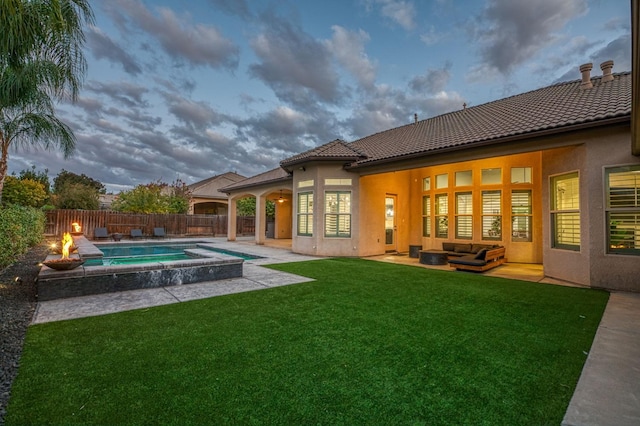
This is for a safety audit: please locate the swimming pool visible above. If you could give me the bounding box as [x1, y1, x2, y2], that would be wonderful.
[38, 238, 247, 301]
[85, 242, 262, 266]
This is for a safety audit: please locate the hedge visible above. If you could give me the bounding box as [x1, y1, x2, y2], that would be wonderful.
[0, 205, 45, 270]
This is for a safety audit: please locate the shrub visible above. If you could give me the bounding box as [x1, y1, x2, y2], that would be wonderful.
[3, 176, 47, 207]
[0, 205, 45, 270]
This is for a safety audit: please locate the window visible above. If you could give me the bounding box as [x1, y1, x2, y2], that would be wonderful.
[606, 166, 640, 255]
[422, 196, 431, 237]
[435, 194, 448, 238]
[297, 192, 313, 236]
[423, 177, 431, 191]
[324, 191, 351, 237]
[455, 192, 472, 239]
[511, 190, 532, 242]
[482, 191, 501, 240]
[298, 179, 314, 188]
[436, 173, 448, 189]
[511, 167, 532, 184]
[551, 172, 580, 250]
[324, 178, 352, 185]
[482, 168, 501, 185]
[455, 170, 472, 186]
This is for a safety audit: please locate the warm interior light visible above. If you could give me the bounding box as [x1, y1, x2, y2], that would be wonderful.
[61, 232, 73, 259]
[277, 189, 285, 203]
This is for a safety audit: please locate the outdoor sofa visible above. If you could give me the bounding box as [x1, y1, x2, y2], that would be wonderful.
[442, 242, 507, 272]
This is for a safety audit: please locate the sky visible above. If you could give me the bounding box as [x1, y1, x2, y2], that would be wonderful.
[8, 0, 632, 193]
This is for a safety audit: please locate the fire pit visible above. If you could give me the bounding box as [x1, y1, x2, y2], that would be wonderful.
[43, 232, 85, 271]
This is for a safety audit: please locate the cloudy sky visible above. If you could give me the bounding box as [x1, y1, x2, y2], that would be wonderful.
[8, 0, 631, 193]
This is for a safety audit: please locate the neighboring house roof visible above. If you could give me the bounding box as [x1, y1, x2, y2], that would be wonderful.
[281, 72, 631, 170]
[189, 172, 246, 199]
[281, 139, 367, 168]
[219, 167, 291, 193]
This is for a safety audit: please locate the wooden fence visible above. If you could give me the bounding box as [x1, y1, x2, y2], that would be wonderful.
[45, 210, 256, 239]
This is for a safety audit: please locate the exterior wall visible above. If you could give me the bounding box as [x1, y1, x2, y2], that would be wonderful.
[292, 163, 360, 256]
[542, 145, 590, 285]
[542, 125, 640, 291]
[274, 200, 292, 239]
[585, 130, 640, 291]
[192, 200, 228, 215]
[358, 171, 413, 256]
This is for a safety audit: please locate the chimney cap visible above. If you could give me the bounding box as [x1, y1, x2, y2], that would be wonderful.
[579, 62, 593, 72]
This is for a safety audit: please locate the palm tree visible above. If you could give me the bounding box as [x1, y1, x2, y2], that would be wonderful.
[0, 0, 94, 205]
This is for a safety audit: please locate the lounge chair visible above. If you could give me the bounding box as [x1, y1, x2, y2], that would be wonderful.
[94, 227, 109, 240]
[153, 227, 166, 238]
[130, 229, 144, 239]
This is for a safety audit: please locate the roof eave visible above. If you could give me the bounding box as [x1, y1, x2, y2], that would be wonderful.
[280, 156, 363, 171]
[219, 175, 293, 194]
[346, 115, 631, 170]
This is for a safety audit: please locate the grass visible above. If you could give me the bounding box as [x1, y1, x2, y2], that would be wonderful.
[6, 258, 608, 425]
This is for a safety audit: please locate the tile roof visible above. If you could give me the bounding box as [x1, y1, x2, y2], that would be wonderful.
[189, 172, 246, 198]
[347, 72, 631, 167]
[219, 167, 291, 193]
[280, 139, 366, 167]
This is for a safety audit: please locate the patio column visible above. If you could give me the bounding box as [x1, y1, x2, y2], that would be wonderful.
[227, 197, 237, 241]
[255, 194, 266, 245]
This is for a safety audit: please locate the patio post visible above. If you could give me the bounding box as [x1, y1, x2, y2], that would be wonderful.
[227, 197, 237, 241]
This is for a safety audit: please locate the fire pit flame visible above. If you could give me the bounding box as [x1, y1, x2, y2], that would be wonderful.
[61, 232, 73, 259]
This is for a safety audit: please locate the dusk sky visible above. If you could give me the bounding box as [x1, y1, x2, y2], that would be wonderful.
[8, 0, 632, 193]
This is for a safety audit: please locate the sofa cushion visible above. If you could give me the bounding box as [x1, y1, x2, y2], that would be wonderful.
[474, 248, 488, 260]
[471, 244, 491, 253]
[442, 242, 455, 252]
[453, 244, 472, 253]
[448, 257, 487, 266]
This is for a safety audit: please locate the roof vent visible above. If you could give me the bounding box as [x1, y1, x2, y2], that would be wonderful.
[579, 63, 593, 89]
[600, 60, 614, 82]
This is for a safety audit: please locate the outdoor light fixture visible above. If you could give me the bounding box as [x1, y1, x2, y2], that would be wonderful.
[278, 190, 285, 203]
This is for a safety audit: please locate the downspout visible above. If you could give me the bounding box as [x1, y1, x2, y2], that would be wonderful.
[632, 0, 640, 155]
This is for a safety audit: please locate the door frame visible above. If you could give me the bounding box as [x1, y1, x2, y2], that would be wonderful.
[385, 194, 397, 252]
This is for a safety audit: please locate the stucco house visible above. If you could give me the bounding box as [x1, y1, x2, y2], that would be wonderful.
[188, 172, 245, 215]
[221, 62, 640, 292]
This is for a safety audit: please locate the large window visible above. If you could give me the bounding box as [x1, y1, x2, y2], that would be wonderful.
[606, 165, 640, 255]
[297, 192, 313, 236]
[324, 191, 351, 237]
[455, 192, 472, 239]
[511, 190, 532, 242]
[435, 194, 448, 238]
[422, 195, 431, 237]
[482, 191, 501, 240]
[551, 172, 580, 250]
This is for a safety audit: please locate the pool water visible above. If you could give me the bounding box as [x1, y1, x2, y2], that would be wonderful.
[85, 243, 262, 266]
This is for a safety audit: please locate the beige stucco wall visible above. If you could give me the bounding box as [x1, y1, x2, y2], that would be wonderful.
[585, 129, 640, 291]
[541, 125, 640, 291]
[292, 163, 361, 256]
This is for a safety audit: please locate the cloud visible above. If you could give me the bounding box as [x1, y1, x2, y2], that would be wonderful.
[105, 0, 239, 70]
[160, 91, 228, 131]
[602, 16, 630, 32]
[86, 26, 142, 75]
[409, 63, 452, 94]
[420, 25, 446, 46]
[85, 81, 149, 109]
[470, 0, 588, 74]
[325, 26, 377, 90]
[366, 0, 417, 31]
[248, 15, 342, 104]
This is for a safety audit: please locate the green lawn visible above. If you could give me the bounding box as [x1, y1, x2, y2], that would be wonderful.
[6, 258, 608, 425]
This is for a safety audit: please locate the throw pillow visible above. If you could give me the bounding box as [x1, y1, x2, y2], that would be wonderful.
[474, 249, 488, 260]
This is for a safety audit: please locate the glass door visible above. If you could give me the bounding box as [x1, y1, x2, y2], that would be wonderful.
[385, 195, 397, 252]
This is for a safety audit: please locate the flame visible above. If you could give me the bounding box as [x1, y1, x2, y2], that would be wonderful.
[71, 222, 81, 233]
[61, 233, 73, 259]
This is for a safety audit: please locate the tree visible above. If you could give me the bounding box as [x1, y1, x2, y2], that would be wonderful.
[2, 175, 46, 207]
[236, 197, 275, 217]
[53, 169, 105, 194]
[52, 182, 99, 210]
[112, 180, 192, 214]
[15, 165, 50, 195]
[0, 0, 94, 205]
